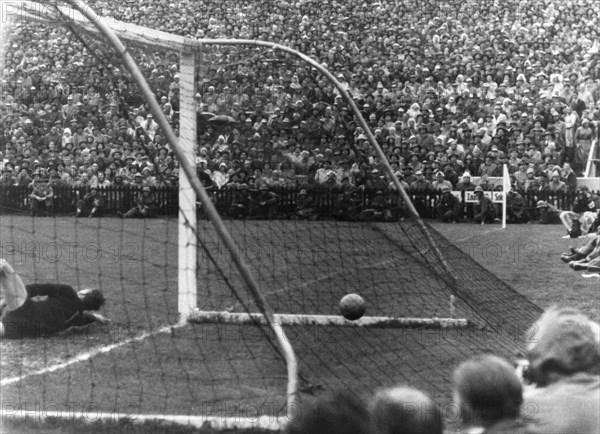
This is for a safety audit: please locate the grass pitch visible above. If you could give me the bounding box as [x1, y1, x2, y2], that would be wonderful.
[1, 215, 594, 433]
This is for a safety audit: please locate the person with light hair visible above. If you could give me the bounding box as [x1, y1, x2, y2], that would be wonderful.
[371, 386, 443, 434]
[522, 306, 600, 434]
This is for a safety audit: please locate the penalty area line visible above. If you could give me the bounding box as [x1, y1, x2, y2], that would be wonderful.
[1, 321, 187, 387]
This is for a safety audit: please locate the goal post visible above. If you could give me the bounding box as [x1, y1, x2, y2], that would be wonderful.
[177, 49, 198, 317]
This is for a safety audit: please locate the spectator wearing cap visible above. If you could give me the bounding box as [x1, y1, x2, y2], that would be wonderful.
[478, 154, 499, 177]
[251, 185, 279, 220]
[75, 184, 104, 218]
[409, 169, 432, 192]
[212, 163, 230, 189]
[436, 185, 461, 223]
[371, 386, 443, 434]
[473, 186, 496, 224]
[293, 189, 317, 220]
[118, 186, 157, 218]
[453, 355, 525, 433]
[0, 166, 16, 186]
[506, 189, 528, 224]
[229, 184, 252, 220]
[522, 307, 600, 434]
[523, 167, 539, 193]
[455, 172, 476, 192]
[432, 171, 452, 191]
[314, 159, 337, 185]
[29, 171, 53, 217]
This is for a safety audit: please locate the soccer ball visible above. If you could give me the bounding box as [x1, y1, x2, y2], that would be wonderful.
[339, 293, 366, 321]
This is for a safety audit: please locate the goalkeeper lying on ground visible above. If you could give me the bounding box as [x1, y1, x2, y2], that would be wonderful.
[0, 260, 110, 338]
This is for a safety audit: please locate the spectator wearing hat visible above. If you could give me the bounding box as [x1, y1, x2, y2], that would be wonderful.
[371, 386, 443, 434]
[432, 171, 452, 191]
[314, 160, 337, 185]
[455, 172, 477, 191]
[228, 184, 252, 220]
[453, 355, 525, 434]
[29, 171, 53, 217]
[506, 189, 528, 224]
[251, 185, 279, 220]
[473, 186, 496, 224]
[118, 186, 157, 218]
[560, 163, 578, 192]
[436, 186, 461, 223]
[212, 163, 230, 189]
[574, 119, 594, 175]
[547, 171, 567, 193]
[409, 169, 432, 192]
[522, 307, 600, 434]
[293, 189, 317, 220]
[0, 167, 16, 186]
[523, 167, 540, 193]
[359, 190, 393, 222]
[75, 185, 104, 218]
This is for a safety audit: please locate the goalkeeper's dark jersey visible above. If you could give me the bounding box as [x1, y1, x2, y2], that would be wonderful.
[1, 284, 94, 338]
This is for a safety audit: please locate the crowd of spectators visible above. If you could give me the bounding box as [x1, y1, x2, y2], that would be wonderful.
[1, 0, 600, 218]
[285, 306, 600, 434]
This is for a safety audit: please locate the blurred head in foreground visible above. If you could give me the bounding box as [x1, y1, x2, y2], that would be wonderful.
[371, 386, 443, 434]
[285, 391, 374, 434]
[526, 306, 600, 386]
[454, 354, 523, 430]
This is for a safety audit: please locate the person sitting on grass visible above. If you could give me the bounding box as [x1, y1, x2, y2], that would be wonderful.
[561, 228, 600, 271]
[559, 186, 597, 237]
[536, 200, 561, 224]
[371, 386, 443, 434]
[118, 186, 157, 218]
[473, 186, 496, 224]
[0, 260, 110, 339]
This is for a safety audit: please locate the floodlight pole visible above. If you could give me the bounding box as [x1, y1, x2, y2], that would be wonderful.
[58, 0, 298, 418]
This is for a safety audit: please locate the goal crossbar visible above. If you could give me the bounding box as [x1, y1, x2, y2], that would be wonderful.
[188, 310, 470, 329]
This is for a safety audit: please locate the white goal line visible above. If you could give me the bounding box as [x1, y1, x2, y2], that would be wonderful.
[187, 310, 469, 329]
[0, 410, 285, 431]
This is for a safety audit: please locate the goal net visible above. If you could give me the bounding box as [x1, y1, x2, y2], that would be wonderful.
[0, 2, 543, 432]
